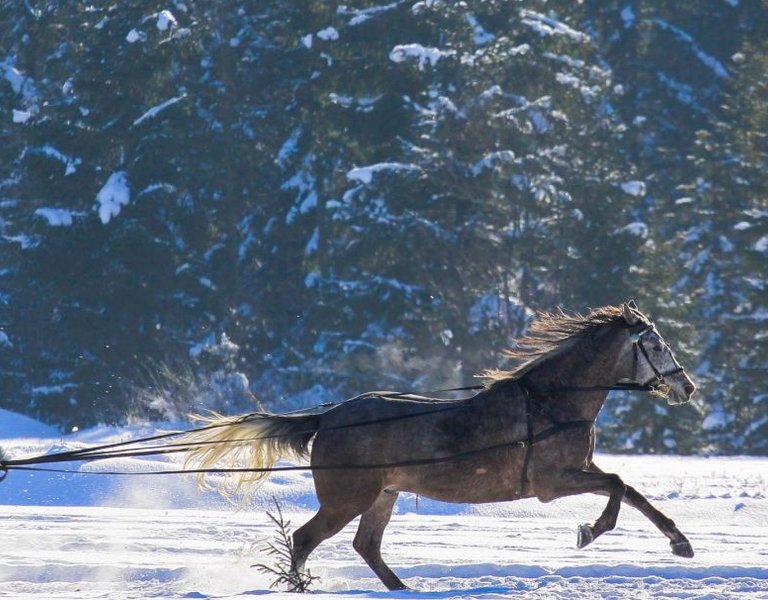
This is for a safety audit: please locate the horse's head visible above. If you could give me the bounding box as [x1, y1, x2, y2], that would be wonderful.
[620, 301, 696, 405]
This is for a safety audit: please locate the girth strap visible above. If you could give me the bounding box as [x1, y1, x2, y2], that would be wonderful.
[518, 385, 594, 495]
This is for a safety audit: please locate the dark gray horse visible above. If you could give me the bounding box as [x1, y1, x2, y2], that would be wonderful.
[183, 302, 696, 590]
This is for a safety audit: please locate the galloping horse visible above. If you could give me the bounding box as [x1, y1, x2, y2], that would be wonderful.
[183, 302, 696, 590]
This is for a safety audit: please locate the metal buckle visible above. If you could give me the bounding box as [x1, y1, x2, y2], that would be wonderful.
[630, 324, 653, 344]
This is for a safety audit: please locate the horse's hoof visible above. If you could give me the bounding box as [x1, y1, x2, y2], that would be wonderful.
[577, 524, 594, 549]
[385, 580, 409, 591]
[671, 540, 694, 558]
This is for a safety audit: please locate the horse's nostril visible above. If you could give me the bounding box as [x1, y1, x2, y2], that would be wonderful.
[684, 383, 695, 396]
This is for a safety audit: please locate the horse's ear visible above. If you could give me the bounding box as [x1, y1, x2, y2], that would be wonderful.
[622, 302, 640, 326]
[627, 299, 638, 310]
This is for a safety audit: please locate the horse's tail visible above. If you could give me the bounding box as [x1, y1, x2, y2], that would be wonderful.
[181, 411, 321, 498]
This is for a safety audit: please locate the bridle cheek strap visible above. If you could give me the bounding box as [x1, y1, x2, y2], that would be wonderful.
[631, 324, 685, 387]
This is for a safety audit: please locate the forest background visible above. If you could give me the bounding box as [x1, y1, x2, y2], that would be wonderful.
[1, 1, 766, 455]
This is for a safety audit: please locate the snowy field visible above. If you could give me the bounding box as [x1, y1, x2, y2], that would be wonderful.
[1, 408, 767, 599]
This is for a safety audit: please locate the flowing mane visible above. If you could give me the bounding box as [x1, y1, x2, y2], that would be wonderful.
[485, 304, 644, 383]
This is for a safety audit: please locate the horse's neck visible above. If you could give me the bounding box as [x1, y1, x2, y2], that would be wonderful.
[524, 331, 624, 421]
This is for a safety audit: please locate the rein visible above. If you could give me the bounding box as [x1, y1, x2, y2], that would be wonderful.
[0, 381, 648, 483]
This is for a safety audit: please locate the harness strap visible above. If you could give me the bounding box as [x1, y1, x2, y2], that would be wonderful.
[517, 383, 594, 495]
[520, 387, 535, 495]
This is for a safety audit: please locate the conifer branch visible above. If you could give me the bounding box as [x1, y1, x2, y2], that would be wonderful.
[252, 497, 319, 593]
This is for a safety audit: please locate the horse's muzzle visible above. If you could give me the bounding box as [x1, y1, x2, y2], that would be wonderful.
[666, 372, 696, 405]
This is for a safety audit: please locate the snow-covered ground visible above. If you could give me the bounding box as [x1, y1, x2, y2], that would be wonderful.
[1, 408, 766, 599]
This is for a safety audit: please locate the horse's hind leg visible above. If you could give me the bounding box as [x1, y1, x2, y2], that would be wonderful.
[589, 463, 694, 557]
[291, 504, 359, 576]
[353, 489, 406, 591]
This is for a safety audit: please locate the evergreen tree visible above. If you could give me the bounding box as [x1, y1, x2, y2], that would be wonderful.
[0, 1, 765, 454]
[678, 38, 768, 454]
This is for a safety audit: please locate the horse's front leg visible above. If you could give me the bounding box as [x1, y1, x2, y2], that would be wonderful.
[588, 462, 694, 558]
[535, 468, 627, 549]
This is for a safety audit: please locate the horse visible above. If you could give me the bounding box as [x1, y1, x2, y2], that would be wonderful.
[182, 302, 696, 591]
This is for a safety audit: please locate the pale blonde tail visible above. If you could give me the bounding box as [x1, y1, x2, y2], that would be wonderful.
[180, 411, 320, 498]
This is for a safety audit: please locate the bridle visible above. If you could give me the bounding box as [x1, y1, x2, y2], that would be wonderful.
[629, 323, 686, 389]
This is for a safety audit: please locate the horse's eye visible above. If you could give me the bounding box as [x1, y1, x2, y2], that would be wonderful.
[653, 344, 663, 352]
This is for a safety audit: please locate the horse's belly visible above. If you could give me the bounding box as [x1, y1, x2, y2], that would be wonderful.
[392, 458, 528, 504]
[405, 484, 524, 504]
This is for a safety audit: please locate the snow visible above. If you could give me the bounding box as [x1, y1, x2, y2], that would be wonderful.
[0, 332, 11, 349]
[702, 409, 728, 431]
[615, 222, 649, 238]
[1, 60, 26, 94]
[25, 144, 81, 175]
[156, 10, 177, 31]
[136, 182, 176, 198]
[654, 19, 729, 79]
[0, 410, 56, 437]
[520, 10, 590, 43]
[1, 56, 37, 102]
[305, 227, 320, 255]
[466, 13, 495, 46]
[657, 72, 700, 110]
[189, 332, 239, 360]
[12, 109, 32, 123]
[620, 180, 646, 197]
[471, 150, 516, 176]
[95, 171, 130, 224]
[347, 162, 420, 184]
[342, 2, 401, 26]
[317, 27, 339, 41]
[276, 127, 302, 168]
[34, 208, 76, 227]
[1, 411, 767, 598]
[132, 94, 187, 127]
[621, 6, 636, 29]
[389, 44, 455, 70]
[126, 29, 147, 44]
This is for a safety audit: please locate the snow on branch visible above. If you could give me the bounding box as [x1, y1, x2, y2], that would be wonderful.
[25, 145, 81, 175]
[346, 162, 420, 184]
[471, 150, 516, 176]
[620, 180, 647, 197]
[340, 2, 402, 26]
[654, 19, 729, 79]
[520, 10, 589, 43]
[1, 57, 38, 102]
[34, 208, 80, 227]
[133, 94, 187, 127]
[95, 171, 130, 224]
[389, 44, 455, 70]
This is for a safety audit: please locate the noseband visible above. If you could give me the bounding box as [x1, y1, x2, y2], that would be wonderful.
[630, 323, 685, 388]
